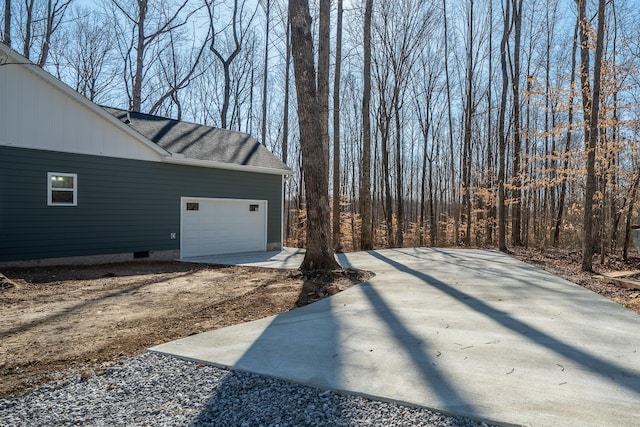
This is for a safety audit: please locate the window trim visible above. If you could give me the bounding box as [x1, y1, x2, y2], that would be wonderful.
[47, 172, 78, 206]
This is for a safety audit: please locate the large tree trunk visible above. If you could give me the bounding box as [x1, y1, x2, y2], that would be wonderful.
[359, 0, 373, 250]
[332, 0, 343, 251]
[289, 0, 339, 271]
[579, 0, 606, 272]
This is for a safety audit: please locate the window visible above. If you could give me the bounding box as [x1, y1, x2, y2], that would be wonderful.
[186, 202, 199, 211]
[48, 172, 77, 206]
[249, 204, 259, 212]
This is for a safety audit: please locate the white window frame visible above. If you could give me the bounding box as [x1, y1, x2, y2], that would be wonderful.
[47, 172, 78, 206]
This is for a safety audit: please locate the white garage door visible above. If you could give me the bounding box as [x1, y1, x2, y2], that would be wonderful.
[180, 197, 267, 258]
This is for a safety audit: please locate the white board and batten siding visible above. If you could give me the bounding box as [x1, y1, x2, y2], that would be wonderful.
[180, 197, 268, 258]
[0, 55, 163, 162]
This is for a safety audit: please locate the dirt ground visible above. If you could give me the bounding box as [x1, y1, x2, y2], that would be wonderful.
[0, 262, 372, 398]
[2, 249, 639, 399]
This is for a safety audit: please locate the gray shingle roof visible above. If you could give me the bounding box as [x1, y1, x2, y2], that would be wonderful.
[103, 107, 290, 173]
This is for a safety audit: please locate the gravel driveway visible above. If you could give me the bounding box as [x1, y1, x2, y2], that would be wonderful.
[0, 352, 492, 426]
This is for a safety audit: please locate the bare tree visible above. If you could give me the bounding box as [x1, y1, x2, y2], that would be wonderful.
[553, 20, 579, 246]
[65, 8, 118, 103]
[282, 4, 291, 241]
[415, 52, 441, 246]
[332, 0, 343, 251]
[149, 28, 210, 119]
[442, 0, 459, 244]
[110, 0, 199, 112]
[260, 0, 269, 145]
[462, 0, 475, 246]
[206, 0, 257, 128]
[373, 0, 432, 248]
[14, 0, 71, 65]
[509, 0, 523, 246]
[38, 0, 72, 66]
[289, 0, 339, 270]
[360, 0, 373, 250]
[578, 0, 606, 271]
[498, 0, 513, 252]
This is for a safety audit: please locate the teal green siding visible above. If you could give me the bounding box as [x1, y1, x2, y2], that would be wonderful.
[0, 146, 283, 261]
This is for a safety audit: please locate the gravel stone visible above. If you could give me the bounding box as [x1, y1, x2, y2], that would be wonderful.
[0, 352, 494, 426]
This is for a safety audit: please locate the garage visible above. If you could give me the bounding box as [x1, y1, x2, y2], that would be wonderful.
[180, 197, 268, 258]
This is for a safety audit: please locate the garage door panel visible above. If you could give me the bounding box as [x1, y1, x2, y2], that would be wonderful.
[181, 198, 267, 258]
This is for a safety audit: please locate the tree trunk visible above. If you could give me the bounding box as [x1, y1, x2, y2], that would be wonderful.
[23, 0, 34, 60]
[497, 0, 512, 252]
[380, 112, 394, 247]
[282, 7, 291, 243]
[318, 0, 330, 172]
[623, 171, 640, 261]
[289, 0, 339, 271]
[38, 0, 52, 67]
[3, 0, 10, 46]
[359, 0, 373, 250]
[486, 0, 494, 246]
[261, 0, 270, 145]
[394, 93, 403, 248]
[462, 0, 474, 247]
[510, 0, 523, 247]
[207, 0, 244, 128]
[442, 0, 458, 245]
[579, 0, 606, 272]
[131, 0, 147, 112]
[332, 0, 343, 251]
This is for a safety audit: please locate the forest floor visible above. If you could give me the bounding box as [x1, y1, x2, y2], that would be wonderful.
[1, 248, 639, 399]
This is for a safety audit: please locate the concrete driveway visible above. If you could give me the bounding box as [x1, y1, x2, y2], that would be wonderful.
[153, 248, 640, 426]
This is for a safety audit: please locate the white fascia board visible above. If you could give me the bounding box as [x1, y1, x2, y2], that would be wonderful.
[0, 44, 169, 158]
[163, 155, 293, 176]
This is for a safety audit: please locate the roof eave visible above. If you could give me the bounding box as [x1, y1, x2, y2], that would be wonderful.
[163, 155, 293, 176]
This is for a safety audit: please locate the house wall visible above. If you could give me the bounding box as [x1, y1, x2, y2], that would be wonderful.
[0, 55, 163, 162]
[0, 146, 283, 262]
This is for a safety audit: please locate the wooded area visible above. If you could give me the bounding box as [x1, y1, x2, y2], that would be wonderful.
[3, 0, 640, 270]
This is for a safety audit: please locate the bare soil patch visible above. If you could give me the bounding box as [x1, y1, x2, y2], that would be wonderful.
[511, 247, 640, 315]
[0, 261, 372, 398]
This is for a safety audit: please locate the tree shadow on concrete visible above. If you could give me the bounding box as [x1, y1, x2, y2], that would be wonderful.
[188, 259, 483, 425]
[367, 250, 640, 396]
